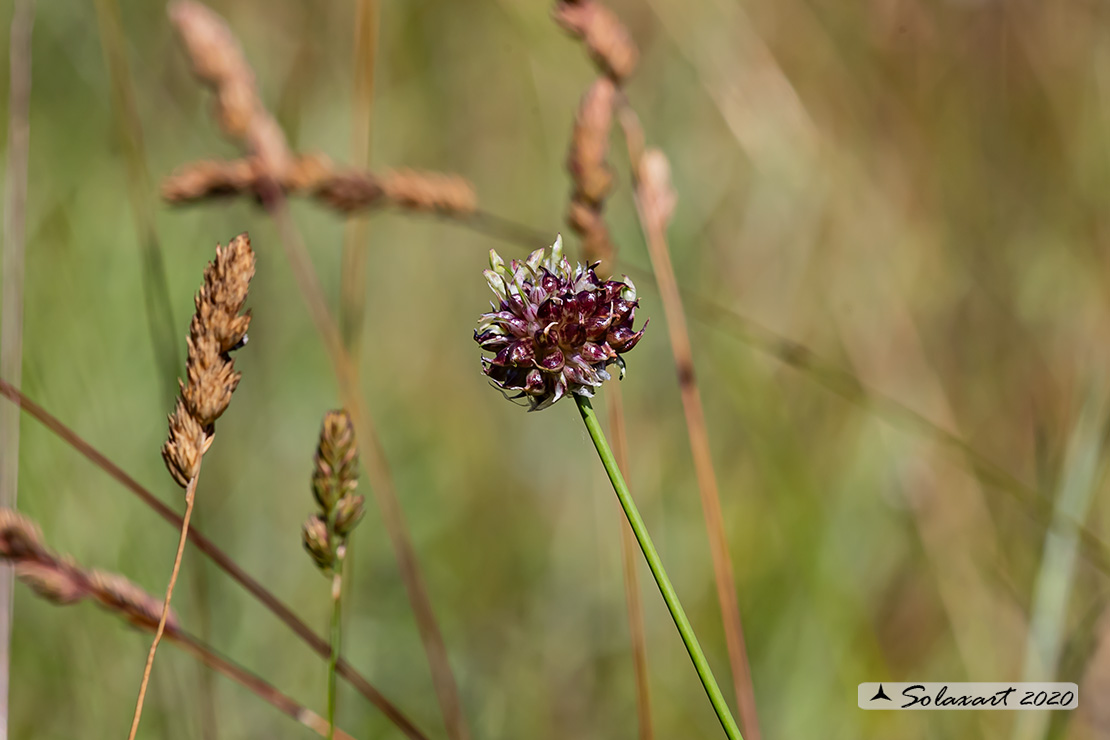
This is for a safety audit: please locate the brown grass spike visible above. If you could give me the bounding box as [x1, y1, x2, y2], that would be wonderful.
[127, 234, 255, 740]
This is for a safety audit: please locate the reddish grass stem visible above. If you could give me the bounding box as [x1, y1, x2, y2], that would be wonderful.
[339, 0, 379, 356]
[619, 108, 761, 739]
[0, 376, 431, 740]
[170, 630, 359, 740]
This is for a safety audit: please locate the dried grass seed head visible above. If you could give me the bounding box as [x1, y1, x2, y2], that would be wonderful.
[162, 399, 210, 488]
[91, 570, 180, 632]
[198, 235, 256, 345]
[169, 1, 293, 179]
[638, 148, 678, 230]
[0, 508, 179, 630]
[380, 169, 477, 215]
[169, 1, 263, 140]
[16, 561, 86, 605]
[162, 158, 258, 203]
[0, 509, 45, 561]
[553, 0, 639, 83]
[168, 1, 251, 91]
[181, 337, 242, 429]
[567, 77, 617, 206]
[161, 234, 254, 487]
[182, 233, 255, 428]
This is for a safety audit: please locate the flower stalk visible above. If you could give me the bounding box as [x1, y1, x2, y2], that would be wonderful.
[472, 237, 736, 737]
[574, 394, 743, 740]
[328, 548, 345, 740]
[302, 410, 365, 740]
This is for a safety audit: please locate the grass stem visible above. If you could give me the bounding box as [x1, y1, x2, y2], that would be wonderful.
[127, 464, 202, 740]
[170, 629, 357, 740]
[328, 548, 346, 740]
[575, 394, 742, 740]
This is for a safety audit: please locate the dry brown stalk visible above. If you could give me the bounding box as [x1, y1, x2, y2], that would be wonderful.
[0, 377, 433, 740]
[166, 7, 471, 739]
[339, 0, 380, 357]
[0, 509, 360, 740]
[565, 78, 618, 271]
[606, 386, 654, 740]
[129, 234, 255, 740]
[618, 108, 761, 739]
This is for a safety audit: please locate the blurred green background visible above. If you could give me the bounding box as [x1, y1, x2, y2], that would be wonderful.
[3, 0, 1110, 738]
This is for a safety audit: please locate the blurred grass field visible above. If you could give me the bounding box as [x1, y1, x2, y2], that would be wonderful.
[4, 0, 1110, 738]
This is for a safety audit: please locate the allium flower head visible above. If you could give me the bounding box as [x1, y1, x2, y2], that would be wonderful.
[474, 235, 647, 411]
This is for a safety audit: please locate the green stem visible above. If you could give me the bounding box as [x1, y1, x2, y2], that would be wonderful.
[328, 549, 345, 740]
[575, 394, 743, 740]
